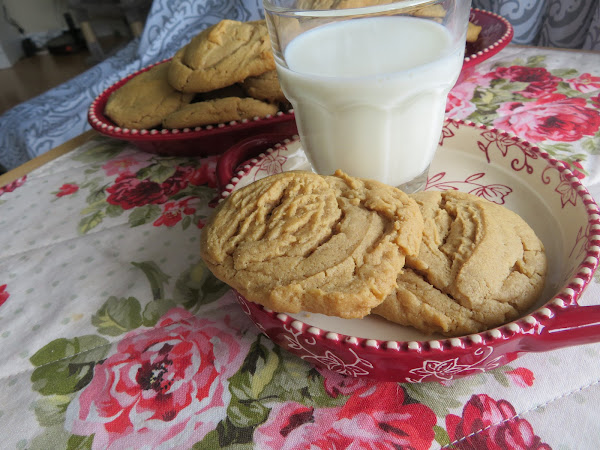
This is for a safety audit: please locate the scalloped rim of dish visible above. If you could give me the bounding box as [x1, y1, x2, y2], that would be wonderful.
[87, 58, 295, 140]
[221, 119, 600, 353]
[463, 8, 514, 69]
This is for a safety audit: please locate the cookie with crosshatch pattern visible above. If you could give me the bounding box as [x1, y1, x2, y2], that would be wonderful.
[372, 190, 547, 337]
[200, 170, 424, 319]
[168, 19, 275, 94]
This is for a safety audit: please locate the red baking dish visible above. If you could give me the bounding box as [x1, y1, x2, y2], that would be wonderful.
[215, 119, 600, 383]
[87, 59, 298, 157]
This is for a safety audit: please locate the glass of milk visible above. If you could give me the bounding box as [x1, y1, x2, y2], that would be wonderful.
[263, 0, 471, 192]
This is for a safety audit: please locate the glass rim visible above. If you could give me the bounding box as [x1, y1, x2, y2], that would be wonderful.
[263, 0, 445, 18]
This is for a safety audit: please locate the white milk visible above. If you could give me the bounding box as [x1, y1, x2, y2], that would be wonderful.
[276, 16, 464, 188]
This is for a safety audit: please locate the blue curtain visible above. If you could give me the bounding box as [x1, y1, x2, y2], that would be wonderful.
[472, 0, 600, 49]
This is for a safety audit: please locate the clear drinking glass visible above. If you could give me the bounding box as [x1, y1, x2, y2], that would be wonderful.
[263, 0, 471, 193]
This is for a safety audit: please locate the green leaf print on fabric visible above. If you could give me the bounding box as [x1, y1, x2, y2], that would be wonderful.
[30, 335, 110, 396]
[433, 425, 451, 447]
[227, 336, 279, 428]
[550, 68, 580, 79]
[174, 260, 230, 312]
[130, 261, 179, 327]
[33, 394, 74, 427]
[29, 425, 73, 450]
[84, 186, 107, 205]
[556, 81, 585, 98]
[582, 131, 600, 155]
[78, 210, 105, 234]
[261, 348, 348, 409]
[91, 296, 143, 336]
[142, 299, 177, 327]
[491, 368, 511, 388]
[70, 137, 125, 164]
[405, 375, 485, 417]
[136, 163, 176, 183]
[128, 204, 162, 227]
[131, 261, 170, 300]
[66, 434, 94, 450]
[197, 418, 255, 449]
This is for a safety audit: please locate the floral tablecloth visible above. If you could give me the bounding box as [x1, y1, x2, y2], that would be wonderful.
[1, 45, 600, 449]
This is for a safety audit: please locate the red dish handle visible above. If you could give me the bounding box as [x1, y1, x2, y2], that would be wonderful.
[521, 305, 600, 352]
[216, 133, 294, 192]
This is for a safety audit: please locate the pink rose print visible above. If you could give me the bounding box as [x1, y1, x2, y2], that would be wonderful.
[447, 69, 493, 120]
[446, 394, 550, 450]
[566, 73, 600, 94]
[0, 284, 9, 308]
[255, 383, 437, 449]
[153, 198, 197, 227]
[492, 66, 560, 99]
[56, 183, 79, 197]
[494, 94, 600, 142]
[161, 168, 190, 196]
[316, 366, 372, 398]
[102, 152, 153, 176]
[66, 308, 247, 449]
[506, 367, 535, 388]
[106, 173, 167, 209]
[0, 175, 26, 197]
[446, 81, 478, 119]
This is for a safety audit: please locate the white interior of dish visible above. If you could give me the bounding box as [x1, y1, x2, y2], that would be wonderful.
[229, 121, 592, 341]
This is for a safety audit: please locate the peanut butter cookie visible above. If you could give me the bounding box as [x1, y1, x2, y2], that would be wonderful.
[162, 96, 279, 129]
[168, 19, 275, 93]
[200, 170, 424, 319]
[240, 70, 288, 104]
[105, 62, 193, 129]
[372, 190, 547, 336]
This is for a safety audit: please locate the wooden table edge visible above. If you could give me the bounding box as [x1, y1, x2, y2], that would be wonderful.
[0, 129, 98, 188]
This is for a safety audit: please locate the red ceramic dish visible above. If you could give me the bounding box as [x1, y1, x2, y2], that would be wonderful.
[87, 59, 298, 157]
[464, 8, 514, 70]
[216, 119, 600, 383]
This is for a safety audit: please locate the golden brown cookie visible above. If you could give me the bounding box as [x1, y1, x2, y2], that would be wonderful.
[104, 62, 193, 129]
[467, 21, 482, 43]
[162, 96, 279, 128]
[200, 170, 424, 319]
[372, 190, 547, 337]
[168, 19, 275, 93]
[240, 70, 287, 104]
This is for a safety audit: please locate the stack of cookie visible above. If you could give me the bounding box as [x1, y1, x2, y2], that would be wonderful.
[104, 20, 289, 130]
[200, 171, 547, 338]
